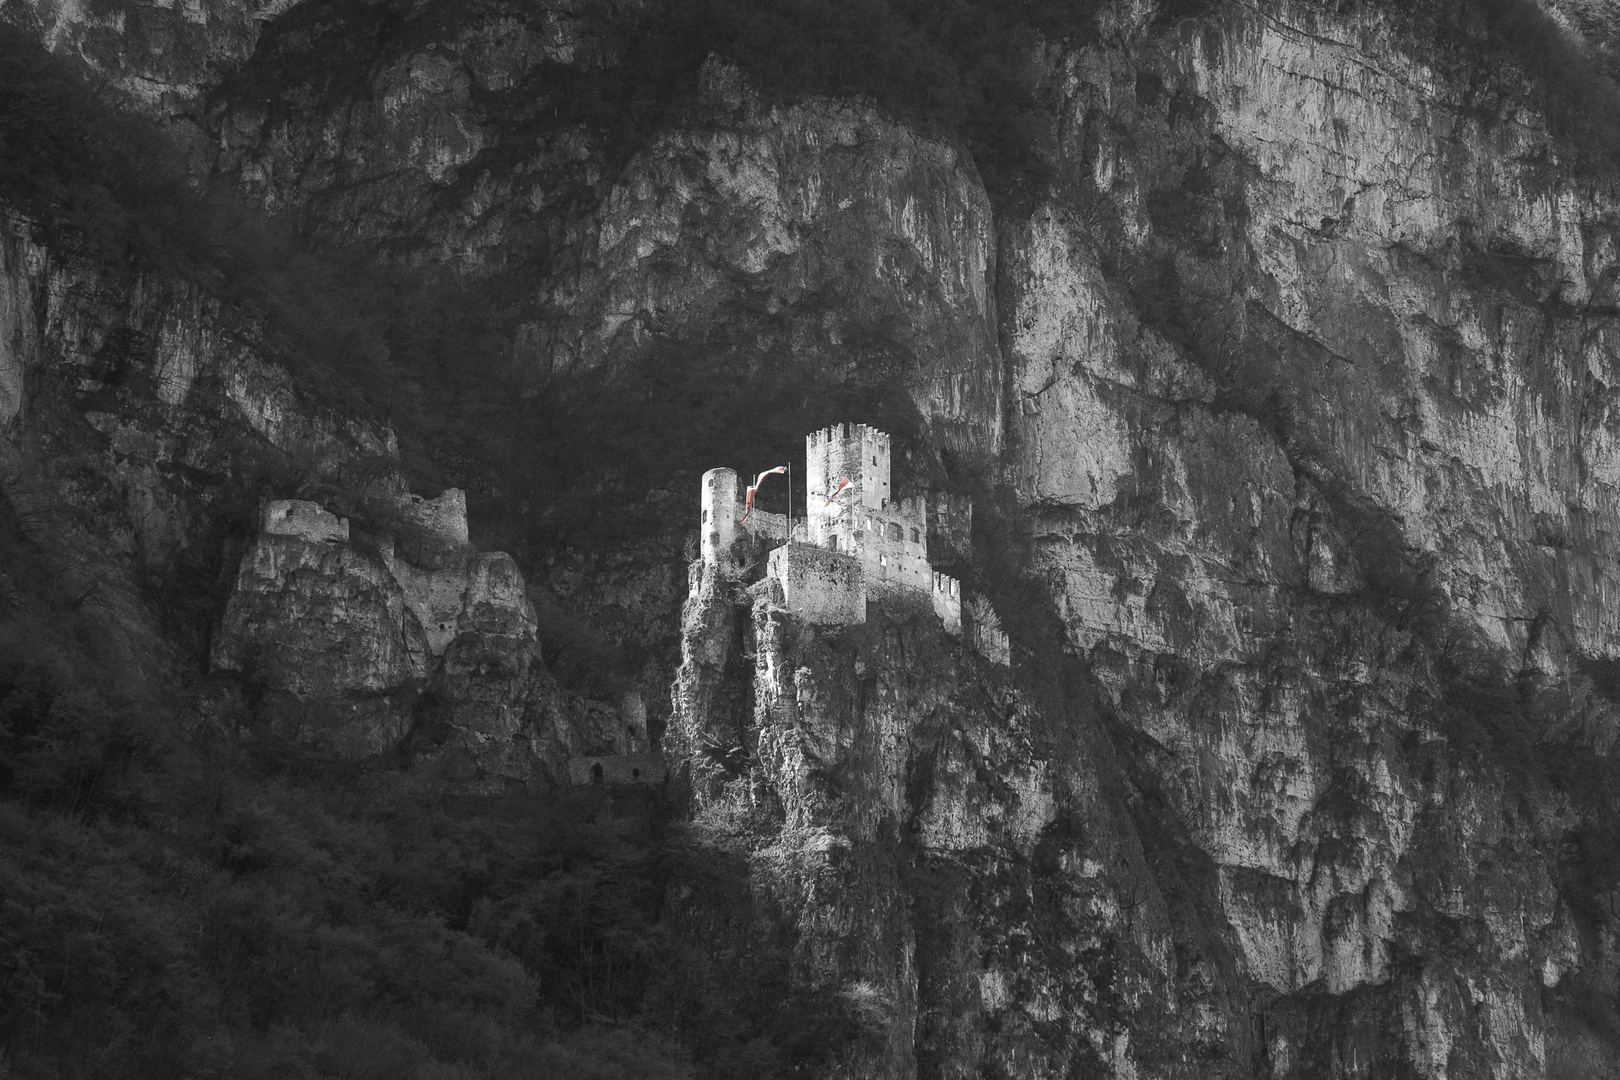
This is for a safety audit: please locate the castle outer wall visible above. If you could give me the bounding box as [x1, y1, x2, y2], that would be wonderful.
[768, 543, 866, 624]
[567, 753, 668, 786]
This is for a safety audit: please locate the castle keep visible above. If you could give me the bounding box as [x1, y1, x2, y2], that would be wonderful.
[700, 424, 979, 642]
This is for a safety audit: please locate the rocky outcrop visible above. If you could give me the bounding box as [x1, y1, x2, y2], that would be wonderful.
[211, 489, 626, 785]
[0, 203, 401, 695]
[212, 26, 1004, 452]
[14, 0, 1620, 1075]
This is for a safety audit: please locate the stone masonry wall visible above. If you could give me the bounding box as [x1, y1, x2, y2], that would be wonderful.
[398, 488, 469, 547]
[768, 542, 865, 624]
[262, 499, 350, 544]
[567, 753, 668, 786]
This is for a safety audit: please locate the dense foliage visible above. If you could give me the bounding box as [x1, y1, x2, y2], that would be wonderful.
[0, 495, 862, 1078]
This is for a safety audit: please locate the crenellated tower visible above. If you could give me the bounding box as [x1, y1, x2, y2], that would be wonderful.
[806, 424, 891, 535]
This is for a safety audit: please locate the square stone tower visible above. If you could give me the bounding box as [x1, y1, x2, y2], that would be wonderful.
[806, 424, 891, 546]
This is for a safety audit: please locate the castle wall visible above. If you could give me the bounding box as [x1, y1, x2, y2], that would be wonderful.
[399, 488, 468, 548]
[865, 496, 930, 597]
[382, 550, 534, 656]
[701, 468, 740, 563]
[742, 509, 788, 544]
[262, 499, 350, 544]
[768, 542, 865, 624]
[567, 753, 668, 786]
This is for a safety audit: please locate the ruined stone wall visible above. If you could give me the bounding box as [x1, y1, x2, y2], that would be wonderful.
[741, 509, 788, 544]
[262, 499, 350, 544]
[398, 488, 469, 548]
[767, 542, 865, 624]
[567, 753, 668, 786]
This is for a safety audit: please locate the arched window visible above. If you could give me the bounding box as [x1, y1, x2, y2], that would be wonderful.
[591, 763, 604, 785]
[887, 522, 902, 542]
[702, 509, 708, 523]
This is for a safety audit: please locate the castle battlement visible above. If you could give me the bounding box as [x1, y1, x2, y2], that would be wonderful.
[806, 422, 891, 512]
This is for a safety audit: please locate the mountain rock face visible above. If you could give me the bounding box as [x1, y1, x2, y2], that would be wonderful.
[9, 0, 1620, 1076]
[6, 0, 305, 116]
[209, 493, 624, 784]
[669, 5, 1620, 1077]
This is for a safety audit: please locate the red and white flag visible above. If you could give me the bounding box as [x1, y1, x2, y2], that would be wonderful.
[738, 466, 787, 524]
[822, 477, 853, 516]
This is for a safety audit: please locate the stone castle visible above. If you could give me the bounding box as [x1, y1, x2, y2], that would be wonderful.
[701, 424, 1002, 653]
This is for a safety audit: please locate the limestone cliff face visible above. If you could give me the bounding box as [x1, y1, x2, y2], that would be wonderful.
[661, 4, 1620, 1077]
[14, 0, 1620, 1076]
[993, 4, 1620, 1075]
[210, 17, 1003, 453]
[0, 204, 399, 694]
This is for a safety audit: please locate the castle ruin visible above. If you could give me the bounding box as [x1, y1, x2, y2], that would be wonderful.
[263, 499, 350, 544]
[699, 424, 993, 649]
[567, 753, 668, 787]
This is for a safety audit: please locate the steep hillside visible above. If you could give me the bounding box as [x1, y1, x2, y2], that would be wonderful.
[6, 0, 1620, 1077]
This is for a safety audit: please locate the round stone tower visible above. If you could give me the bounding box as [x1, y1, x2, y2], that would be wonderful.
[701, 468, 740, 563]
